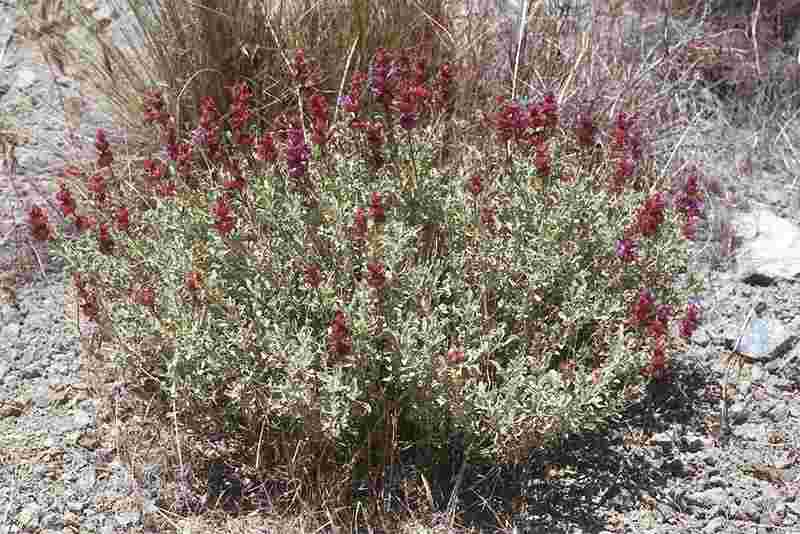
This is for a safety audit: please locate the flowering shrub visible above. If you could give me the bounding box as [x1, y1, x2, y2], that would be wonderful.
[48, 46, 703, 484]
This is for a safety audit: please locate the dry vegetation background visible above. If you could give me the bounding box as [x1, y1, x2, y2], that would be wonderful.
[5, 0, 800, 532]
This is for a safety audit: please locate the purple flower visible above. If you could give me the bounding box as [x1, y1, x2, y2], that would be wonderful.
[111, 382, 129, 403]
[615, 238, 637, 262]
[285, 128, 310, 178]
[399, 113, 417, 130]
[656, 304, 673, 323]
[191, 126, 209, 147]
[679, 299, 702, 339]
[162, 142, 178, 161]
[507, 105, 529, 132]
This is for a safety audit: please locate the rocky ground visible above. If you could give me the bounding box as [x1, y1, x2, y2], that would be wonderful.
[1, 0, 800, 533]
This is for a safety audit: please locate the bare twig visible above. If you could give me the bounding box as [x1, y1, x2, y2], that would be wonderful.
[751, 0, 762, 79]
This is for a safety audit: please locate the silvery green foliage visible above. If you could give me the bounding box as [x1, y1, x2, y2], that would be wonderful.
[50, 120, 700, 466]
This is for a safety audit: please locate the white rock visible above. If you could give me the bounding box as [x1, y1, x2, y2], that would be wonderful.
[732, 208, 800, 281]
[13, 68, 38, 89]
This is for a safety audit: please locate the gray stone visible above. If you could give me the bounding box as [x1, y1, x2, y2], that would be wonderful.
[788, 501, 800, 516]
[73, 409, 94, 428]
[739, 500, 761, 520]
[21, 364, 42, 379]
[683, 434, 705, 452]
[729, 401, 750, 424]
[693, 327, 712, 347]
[703, 517, 726, 533]
[1, 322, 19, 341]
[705, 476, 728, 489]
[115, 511, 140, 527]
[31, 382, 49, 408]
[651, 431, 675, 447]
[734, 422, 767, 441]
[40, 512, 63, 529]
[66, 500, 86, 512]
[687, 487, 728, 508]
[751, 363, 765, 382]
[77, 466, 96, 492]
[768, 401, 790, 422]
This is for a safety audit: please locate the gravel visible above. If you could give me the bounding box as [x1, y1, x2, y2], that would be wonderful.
[1, 1, 800, 533]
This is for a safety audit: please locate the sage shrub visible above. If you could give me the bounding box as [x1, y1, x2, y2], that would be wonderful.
[47, 46, 704, 480]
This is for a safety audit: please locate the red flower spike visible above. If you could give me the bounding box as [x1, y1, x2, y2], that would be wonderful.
[540, 92, 558, 128]
[342, 71, 368, 114]
[155, 181, 176, 198]
[575, 111, 596, 147]
[293, 49, 307, 84]
[185, 271, 203, 292]
[74, 214, 94, 232]
[199, 96, 219, 130]
[328, 310, 353, 358]
[87, 173, 107, 204]
[617, 157, 634, 180]
[447, 348, 465, 365]
[392, 81, 427, 130]
[364, 121, 385, 168]
[255, 133, 277, 162]
[95, 128, 113, 168]
[615, 237, 637, 263]
[647, 318, 668, 339]
[535, 140, 550, 177]
[679, 302, 702, 339]
[369, 192, 386, 224]
[227, 81, 253, 134]
[115, 207, 130, 232]
[97, 223, 114, 255]
[369, 48, 394, 105]
[636, 193, 666, 237]
[211, 195, 235, 235]
[304, 264, 322, 289]
[223, 177, 246, 192]
[432, 63, 454, 116]
[175, 143, 193, 176]
[642, 338, 669, 380]
[527, 94, 557, 130]
[366, 261, 386, 290]
[308, 93, 328, 120]
[480, 205, 497, 233]
[351, 208, 368, 244]
[490, 101, 528, 143]
[614, 111, 629, 150]
[682, 216, 698, 240]
[675, 169, 705, 219]
[285, 126, 310, 179]
[143, 89, 168, 125]
[136, 286, 155, 308]
[29, 205, 51, 241]
[467, 175, 483, 197]
[78, 288, 99, 320]
[56, 183, 76, 217]
[629, 288, 655, 327]
[559, 359, 577, 384]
